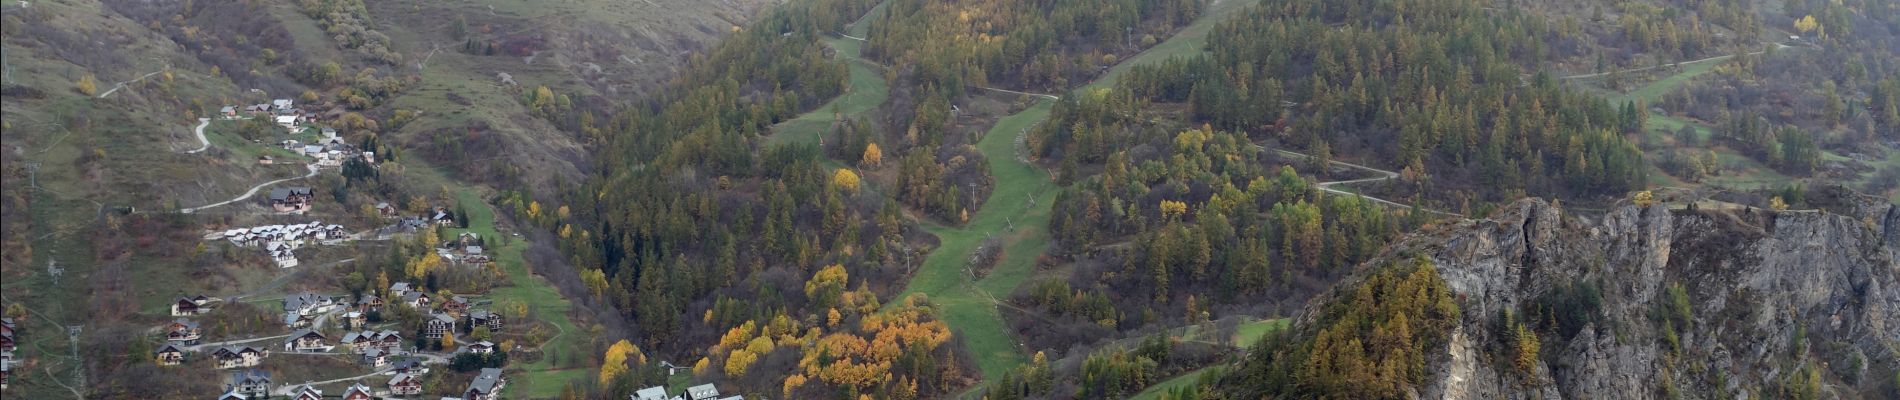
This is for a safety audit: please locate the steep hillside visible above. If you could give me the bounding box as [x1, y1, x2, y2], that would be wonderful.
[1217, 195, 1899, 398]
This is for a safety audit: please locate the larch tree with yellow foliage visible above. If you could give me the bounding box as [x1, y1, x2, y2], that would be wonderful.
[599, 340, 645, 386]
[861, 143, 883, 168]
[724, 348, 760, 377]
[805, 264, 850, 310]
[1794, 15, 1820, 36]
[1159, 200, 1189, 220]
[782, 374, 808, 398]
[832, 168, 862, 192]
[76, 74, 98, 96]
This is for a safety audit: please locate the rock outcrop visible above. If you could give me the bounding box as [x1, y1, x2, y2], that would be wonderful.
[1390, 198, 1900, 399]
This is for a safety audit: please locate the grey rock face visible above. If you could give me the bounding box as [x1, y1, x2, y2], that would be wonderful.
[1395, 199, 1899, 400]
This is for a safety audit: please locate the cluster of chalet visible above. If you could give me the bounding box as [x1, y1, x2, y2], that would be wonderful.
[282, 382, 371, 400]
[265, 187, 316, 214]
[152, 343, 271, 369]
[282, 292, 339, 329]
[280, 128, 374, 168]
[172, 295, 220, 316]
[283, 330, 332, 352]
[339, 330, 403, 355]
[385, 283, 502, 340]
[220, 369, 272, 398]
[365, 203, 457, 239]
[215, 362, 428, 400]
[220, 99, 311, 129]
[634, 383, 741, 400]
[1, 318, 16, 390]
[209, 345, 268, 369]
[207, 221, 347, 267]
[437, 232, 492, 266]
[166, 318, 203, 345]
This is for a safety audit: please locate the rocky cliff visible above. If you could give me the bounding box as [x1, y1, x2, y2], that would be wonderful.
[1390, 198, 1900, 399]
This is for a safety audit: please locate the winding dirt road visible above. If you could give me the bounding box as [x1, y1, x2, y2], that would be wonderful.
[97, 67, 169, 98]
[1259, 146, 1460, 216]
[1560, 42, 1793, 80]
[180, 164, 320, 213]
[184, 118, 211, 153]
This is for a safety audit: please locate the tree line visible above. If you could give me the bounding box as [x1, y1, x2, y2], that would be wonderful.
[1114, 0, 1650, 203]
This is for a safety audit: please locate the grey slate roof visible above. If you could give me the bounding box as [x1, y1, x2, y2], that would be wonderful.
[467, 367, 504, 394]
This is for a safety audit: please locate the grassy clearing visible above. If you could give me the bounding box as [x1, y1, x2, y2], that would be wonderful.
[760, 0, 1254, 387]
[1125, 318, 1283, 400]
[438, 189, 584, 398]
[889, 0, 1257, 386]
[1085, 0, 1253, 93]
[894, 99, 1059, 382]
[1231, 318, 1288, 348]
[1578, 49, 1822, 190]
[1128, 366, 1217, 400]
[1602, 56, 1729, 105]
[767, 2, 892, 147]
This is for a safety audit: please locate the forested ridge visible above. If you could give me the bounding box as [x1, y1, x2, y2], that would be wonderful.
[864, 0, 1203, 93]
[1217, 258, 1461, 399]
[1016, 123, 1423, 347]
[492, 0, 1900, 396]
[1107, 0, 1650, 204]
[509, 0, 1234, 395]
[505, 0, 989, 397]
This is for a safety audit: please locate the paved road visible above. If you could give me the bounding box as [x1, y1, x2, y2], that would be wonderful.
[184, 118, 211, 153]
[185, 306, 344, 351]
[271, 352, 449, 395]
[180, 164, 320, 213]
[184, 333, 291, 352]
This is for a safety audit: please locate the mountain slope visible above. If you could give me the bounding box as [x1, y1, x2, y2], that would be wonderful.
[1220, 194, 1898, 398]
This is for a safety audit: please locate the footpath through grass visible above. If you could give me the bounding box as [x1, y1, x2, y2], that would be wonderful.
[441, 189, 584, 398]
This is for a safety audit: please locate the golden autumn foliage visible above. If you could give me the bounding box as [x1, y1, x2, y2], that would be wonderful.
[1159, 200, 1189, 219]
[797, 304, 953, 390]
[805, 264, 850, 309]
[832, 168, 862, 192]
[717, 320, 757, 355]
[599, 340, 645, 386]
[405, 252, 445, 279]
[783, 374, 809, 398]
[746, 336, 775, 355]
[693, 357, 711, 376]
[76, 74, 98, 96]
[861, 143, 884, 168]
[725, 349, 760, 377]
[766, 314, 801, 342]
[1794, 15, 1819, 34]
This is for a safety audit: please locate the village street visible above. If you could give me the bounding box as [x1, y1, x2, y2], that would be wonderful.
[181, 305, 343, 352]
